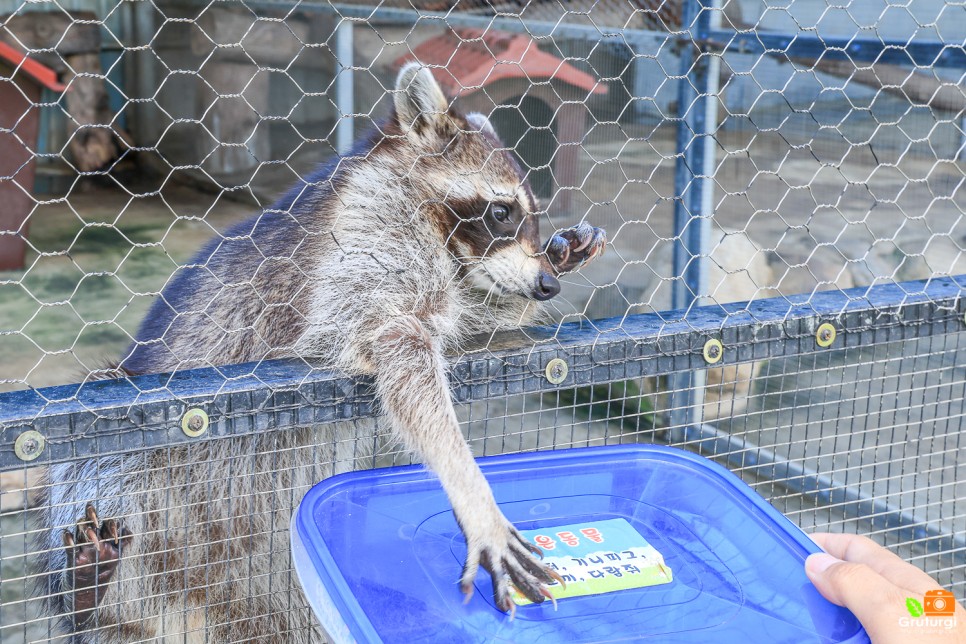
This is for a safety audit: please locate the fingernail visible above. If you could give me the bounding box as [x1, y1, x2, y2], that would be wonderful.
[805, 552, 842, 574]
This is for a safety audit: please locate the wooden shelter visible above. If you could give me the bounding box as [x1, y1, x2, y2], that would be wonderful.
[0, 40, 64, 271]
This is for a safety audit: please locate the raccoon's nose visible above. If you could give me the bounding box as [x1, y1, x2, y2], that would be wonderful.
[533, 272, 560, 301]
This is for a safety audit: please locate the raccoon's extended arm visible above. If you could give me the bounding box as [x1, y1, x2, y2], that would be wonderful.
[545, 222, 607, 275]
[373, 315, 559, 612]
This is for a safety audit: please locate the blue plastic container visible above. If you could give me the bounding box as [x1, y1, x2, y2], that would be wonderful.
[291, 444, 870, 643]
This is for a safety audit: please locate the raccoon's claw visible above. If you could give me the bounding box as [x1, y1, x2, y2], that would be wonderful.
[459, 522, 558, 616]
[62, 504, 132, 624]
[546, 222, 607, 274]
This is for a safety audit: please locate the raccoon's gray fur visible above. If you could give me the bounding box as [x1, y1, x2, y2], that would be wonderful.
[36, 64, 605, 643]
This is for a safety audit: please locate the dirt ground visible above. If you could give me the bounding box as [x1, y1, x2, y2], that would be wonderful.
[0, 185, 246, 393]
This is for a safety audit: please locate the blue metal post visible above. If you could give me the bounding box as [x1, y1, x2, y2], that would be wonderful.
[669, 0, 721, 432]
[133, 1, 159, 151]
[335, 19, 355, 154]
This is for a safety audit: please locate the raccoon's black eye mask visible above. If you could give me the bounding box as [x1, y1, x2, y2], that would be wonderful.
[443, 198, 535, 250]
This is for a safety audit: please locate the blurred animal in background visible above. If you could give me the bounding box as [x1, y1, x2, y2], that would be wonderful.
[34, 64, 605, 642]
[563, 225, 856, 431]
[0, 11, 129, 172]
[0, 470, 42, 513]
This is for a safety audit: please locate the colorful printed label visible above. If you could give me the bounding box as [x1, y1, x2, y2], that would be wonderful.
[511, 518, 673, 605]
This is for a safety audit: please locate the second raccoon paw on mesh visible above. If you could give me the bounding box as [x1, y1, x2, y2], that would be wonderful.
[546, 222, 607, 274]
[62, 504, 133, 598]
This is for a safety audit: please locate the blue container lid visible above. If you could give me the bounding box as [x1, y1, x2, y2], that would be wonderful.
[292, 444, 869, 643]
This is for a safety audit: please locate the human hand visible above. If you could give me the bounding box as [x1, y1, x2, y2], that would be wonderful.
[806, 532, 966, 644]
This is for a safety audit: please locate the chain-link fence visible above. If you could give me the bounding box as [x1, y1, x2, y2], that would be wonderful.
[1, 1, 964, 642]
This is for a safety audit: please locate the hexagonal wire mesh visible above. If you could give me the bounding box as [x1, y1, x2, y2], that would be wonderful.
[0, 0, 964, 641]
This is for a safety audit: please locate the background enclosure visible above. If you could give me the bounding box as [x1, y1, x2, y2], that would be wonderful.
[0, 0, 964, 641]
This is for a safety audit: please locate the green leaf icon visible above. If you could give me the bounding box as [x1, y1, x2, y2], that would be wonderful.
[906, 597, 924, 617]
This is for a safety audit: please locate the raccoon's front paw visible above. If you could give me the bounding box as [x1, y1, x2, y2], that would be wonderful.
[546, 222, 606, 274]
[62, 504, 132, 623]
[459, 517, 564, 617]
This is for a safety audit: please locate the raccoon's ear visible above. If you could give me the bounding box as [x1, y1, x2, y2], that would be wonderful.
[395, 63, 449, 135]
[465, 112, 499, 140]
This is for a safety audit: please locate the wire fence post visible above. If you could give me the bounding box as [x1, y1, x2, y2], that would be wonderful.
[669, 0, 721, 435]
[335, 18, 355, 154]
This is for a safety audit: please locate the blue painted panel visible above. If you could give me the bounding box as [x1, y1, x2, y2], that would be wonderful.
[709, 30, 966, 68]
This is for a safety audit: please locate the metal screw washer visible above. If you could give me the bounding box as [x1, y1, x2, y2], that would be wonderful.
[14, 430, 45, 462]
[545, 358, 568, 385]
[181, 408, 209, 437]
[816, 323, 836, 348]
[703, 339, 723, 364]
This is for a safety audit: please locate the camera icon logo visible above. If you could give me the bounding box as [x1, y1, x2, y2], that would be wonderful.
[924, 589, 956, 616]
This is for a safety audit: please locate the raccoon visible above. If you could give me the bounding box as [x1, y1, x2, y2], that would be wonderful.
[36, 64, 606, 642]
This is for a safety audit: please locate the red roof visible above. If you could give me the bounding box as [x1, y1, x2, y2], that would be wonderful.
[396, 28, 607, 97]
[0, 40, 66, 92]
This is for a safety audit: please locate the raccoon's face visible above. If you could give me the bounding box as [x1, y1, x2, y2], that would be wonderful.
[391, 63, 560, 302]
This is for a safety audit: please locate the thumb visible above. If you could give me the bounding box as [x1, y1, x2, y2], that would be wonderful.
[806, 553, 909, 644]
